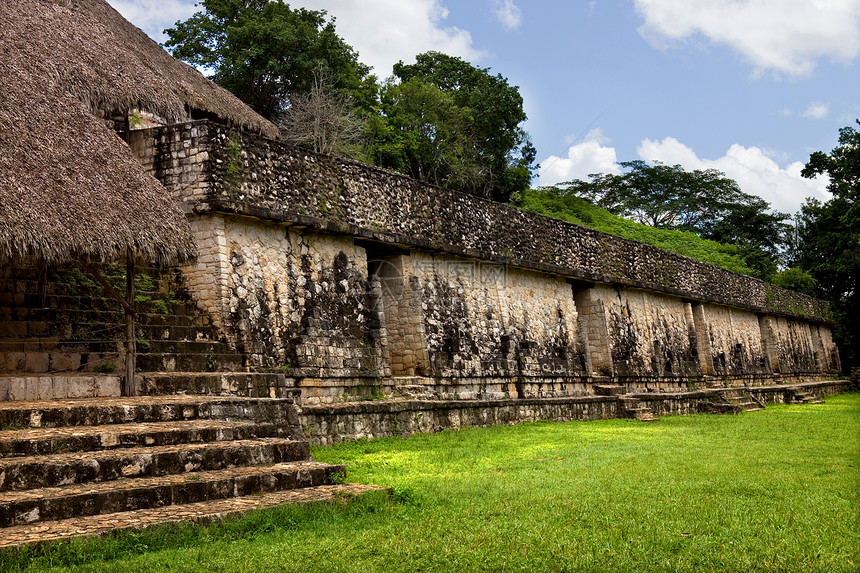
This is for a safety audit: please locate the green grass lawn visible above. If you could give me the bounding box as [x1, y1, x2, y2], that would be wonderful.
[5, 393, 858, 572]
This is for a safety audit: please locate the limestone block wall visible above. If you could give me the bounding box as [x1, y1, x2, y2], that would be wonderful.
[812, 323, 841, 373]
[593, 285, 699, 380]
[128, 121, 841, 389]
[172, 120, 830, 321]
[397, 252, 585, 380]
[182, 213, 387, 377]
[700, 305, 769, 378]
[128, 122, 210, 209]
[767, 316, 820, 374]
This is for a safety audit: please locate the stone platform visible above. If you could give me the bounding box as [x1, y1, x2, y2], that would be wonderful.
[0, 395, 381, 549]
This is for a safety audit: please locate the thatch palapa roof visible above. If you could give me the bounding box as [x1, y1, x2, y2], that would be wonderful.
[0, 0, 279, 265]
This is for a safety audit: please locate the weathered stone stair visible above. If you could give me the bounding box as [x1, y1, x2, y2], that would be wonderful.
[0, 264, 253, 400]
[0, 395, 381, 548]
[698, 388, 763, 414]
[619, 396, 657, 421]
[0, 265, 383, 547]
[786, 388, 823, 405]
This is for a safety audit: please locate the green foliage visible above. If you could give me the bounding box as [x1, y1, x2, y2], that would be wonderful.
[94, 362, 117, 374]
[163, 0, 369, 120]
[518, 187, 756, 275]
[798, 120, 860, 370]
[380, 78, 476, 189]
[387, 52, 535, 202]
[561, 160, 789, 278]
[771, 267, 817, 295]
[165, 7, 534, 202]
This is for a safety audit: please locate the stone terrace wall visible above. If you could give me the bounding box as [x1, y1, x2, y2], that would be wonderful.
[143, 121, 830, 322]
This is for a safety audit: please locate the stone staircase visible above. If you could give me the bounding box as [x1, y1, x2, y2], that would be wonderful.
[619, 396, 657, 421]
[0, 264, 260, 400]
[698, 388, 763, 414]
[0, 264, 380, 547]
[786, 387, 824, 405]
[0, 395, 381, 548]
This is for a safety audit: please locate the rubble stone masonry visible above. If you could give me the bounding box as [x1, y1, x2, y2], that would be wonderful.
[129, 120, 841, 403]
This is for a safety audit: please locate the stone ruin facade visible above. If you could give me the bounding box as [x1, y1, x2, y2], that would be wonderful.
[126, 120, 841, 416]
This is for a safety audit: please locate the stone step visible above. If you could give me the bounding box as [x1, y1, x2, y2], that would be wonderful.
[0, 374, 121, 402]
[136, 339, 234, 356]
[0, 338, 115, 353]
[0, 307, 52, 322]
[593, 384, 625, 396]
[0, 395, 298, 430]
[0, 276, 175, 299]
[0, 461, 344, 527]
[43, 294, 198, 316]
[134, 323, 220, 342]
[135, 352, 244, 373]
[623, 406, 657, 421]
[0, 419, 290, 458]
[138, 372, 296, 399]
[62, 310, 208, 330]
[0, 437, 310, 491]
[0, 320, 50, 339]
[0, 483, 387, 548]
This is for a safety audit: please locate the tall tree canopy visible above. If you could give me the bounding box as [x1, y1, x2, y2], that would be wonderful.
[561, 160, 790, 279]
[387, 52, 536, 202]
[164, 0, 369, 120]
[797, 121, 860, 371]
[165, 9, 534, 201]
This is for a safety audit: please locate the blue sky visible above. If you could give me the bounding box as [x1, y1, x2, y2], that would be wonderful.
[108, 0, 860, 214]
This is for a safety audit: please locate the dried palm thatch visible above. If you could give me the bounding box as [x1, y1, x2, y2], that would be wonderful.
[6, 0, 279, 138]
[0, 0, 274, 265]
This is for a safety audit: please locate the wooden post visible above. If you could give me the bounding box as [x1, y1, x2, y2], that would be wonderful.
[37, 259, 48, 308]
[125, 250, 136, 396]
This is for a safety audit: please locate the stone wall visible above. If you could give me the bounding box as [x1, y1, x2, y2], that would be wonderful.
[300, 379, 851, 445]
[181, 214, 387, 378]
[700, 304, 769, 378]
[128, 120, 841, 403]
[300, 396, 620, 446]
[129, 120, 831, 321]
[597, 285, 700, 380]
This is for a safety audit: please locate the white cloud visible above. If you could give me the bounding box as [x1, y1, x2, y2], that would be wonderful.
[493, 0, 522, 30]
[636, 137, 830, 213]
[107, 0, 483, 77]
[107, 0, 197, 42]
[261, 0, 482, 77]
[802, 102, 830, 120]
[634, 0, 860, 76]
[538, 129, 621, 186]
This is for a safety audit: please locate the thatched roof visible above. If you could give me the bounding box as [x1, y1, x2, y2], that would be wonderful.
[0, 0, 277, 265]
[5, 0, 279, 138]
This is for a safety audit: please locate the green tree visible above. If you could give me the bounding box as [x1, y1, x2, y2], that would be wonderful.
[770, 267, 817, 296]
[391, 52, 535, 202]
[564, 160, 789, 279]
[799, 121, 860, 371]
[380, 78, 478, 188]
[164, 0, 369, 120]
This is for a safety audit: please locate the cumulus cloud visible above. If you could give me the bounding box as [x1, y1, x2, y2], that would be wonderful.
[493, 0, 523, 30]
[636, 137, 830, 213]
[802, 102, 830, 120]
[107, 0, 197, 42]
[108, 0, 483, 77]
[538, 129, 621, 186]
[633, 0, 860, 76]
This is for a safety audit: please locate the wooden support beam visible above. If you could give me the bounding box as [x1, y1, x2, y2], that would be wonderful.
[78, 260, 136, 318]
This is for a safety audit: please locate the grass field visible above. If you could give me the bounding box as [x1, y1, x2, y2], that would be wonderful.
[3, 393, 858, 572]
